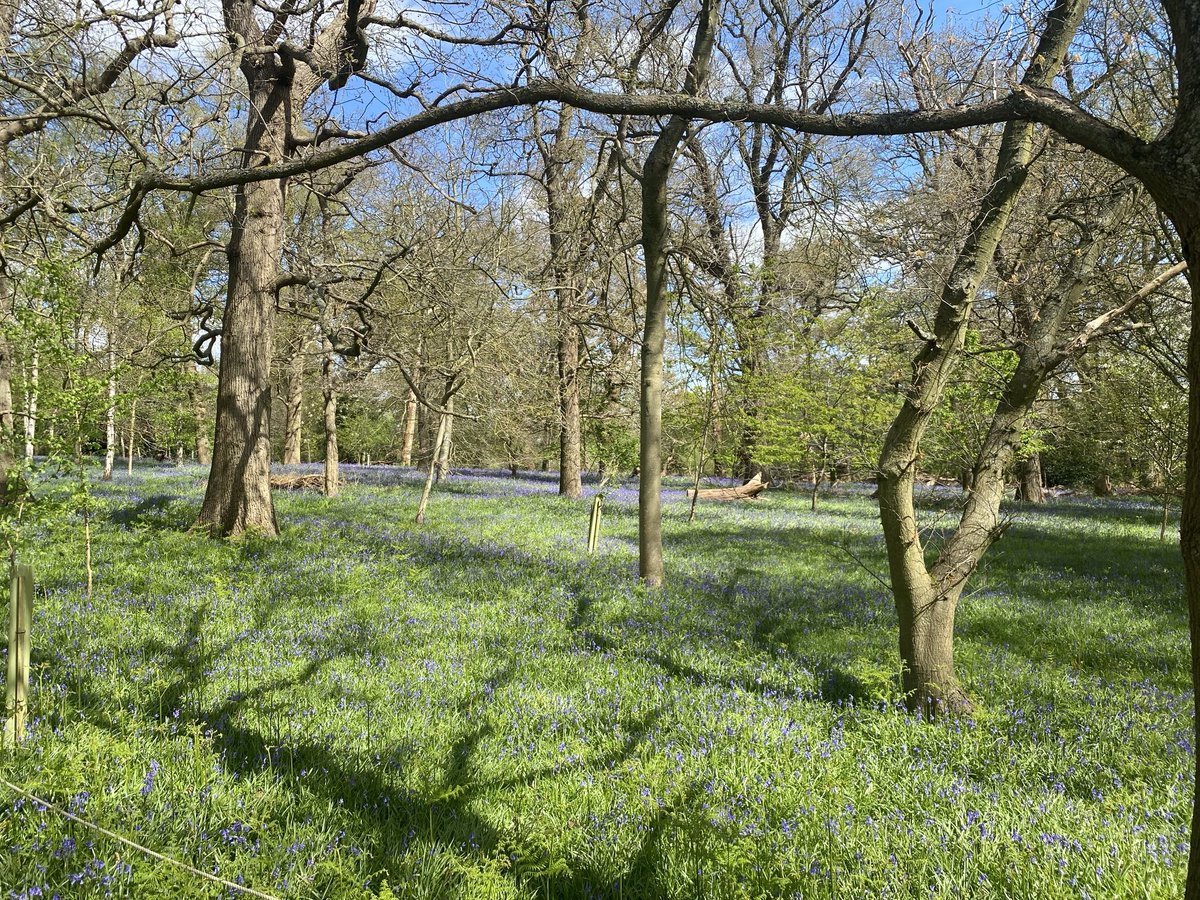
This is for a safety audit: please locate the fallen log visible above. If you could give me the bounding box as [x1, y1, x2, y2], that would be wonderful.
[686, 472, 770, 501]
[270, 473, 330, 491]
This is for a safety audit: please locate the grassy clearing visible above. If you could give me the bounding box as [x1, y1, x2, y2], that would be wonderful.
[1, 464, 1191, 898]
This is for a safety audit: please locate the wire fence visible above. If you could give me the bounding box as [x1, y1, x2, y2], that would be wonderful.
[0, 775, 284, 900]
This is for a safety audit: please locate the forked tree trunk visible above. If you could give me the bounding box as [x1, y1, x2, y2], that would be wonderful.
[196, 75, 287, 536]
[322, 343, 338, 497]
[877, 0, 1083, 713]
[196, 0, 364, 533]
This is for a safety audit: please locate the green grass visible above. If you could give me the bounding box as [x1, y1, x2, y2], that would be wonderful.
[1, 465, 1191, 898]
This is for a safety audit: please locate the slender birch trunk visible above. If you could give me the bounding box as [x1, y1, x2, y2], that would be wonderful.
[127, 397, 137, 475]
[102, 347, 116, 480]
[23, 347, 36, 461]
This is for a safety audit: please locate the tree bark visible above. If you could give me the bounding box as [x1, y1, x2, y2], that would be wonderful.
[557, 303, 583, 497]
[877, 0, 1084, 713]
[637, 0, 720, 587]
[322, 341, 338, 497]
[197, 155, 284, 535]
[400, 341, 423, 467]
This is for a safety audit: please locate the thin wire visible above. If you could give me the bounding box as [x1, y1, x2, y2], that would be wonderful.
[0, 775, 283, 900]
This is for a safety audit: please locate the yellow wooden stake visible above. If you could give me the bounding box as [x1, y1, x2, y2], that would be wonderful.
[587, 496, 603, 554]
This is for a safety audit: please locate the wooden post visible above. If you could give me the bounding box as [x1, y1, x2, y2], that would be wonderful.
[587, 495, 603, 554]
[4, 564, 33, 747]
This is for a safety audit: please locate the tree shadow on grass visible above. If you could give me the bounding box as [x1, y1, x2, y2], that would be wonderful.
[163, 639, 679, 897]
[108, 494, 196, 530]
[67, 590, 695, 897]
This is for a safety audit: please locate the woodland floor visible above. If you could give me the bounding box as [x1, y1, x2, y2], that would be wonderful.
[0, 463, 1191, 899]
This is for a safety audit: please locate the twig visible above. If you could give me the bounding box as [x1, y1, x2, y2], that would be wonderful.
[826, 541, 893, 595]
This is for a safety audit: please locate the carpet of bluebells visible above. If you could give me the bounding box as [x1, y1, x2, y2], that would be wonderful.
[1, 463, 1191, 898]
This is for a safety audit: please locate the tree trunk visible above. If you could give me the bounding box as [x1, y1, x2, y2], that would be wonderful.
[0, 330, 13, 505]
[542, 106, 584, 500]
[196, 75, 288, 537]
[400, 387, 418, 466]
[194, 384, 212, 466]
[636, 0, 719, 587]
[281, 340, 304, 465]
[557, 312, 583, 497]
[435, 396, 454, 482]
[639, 174, 670, 587]
[1170, 217, 1200, 900]
[102, 347, 116, 480]
[416, 411, 448, 525]
[322, 343, 338, 497]
[127, 397, 137, 475]
[1015, 453, 1044, 503]
[23, 347, 36, 461]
